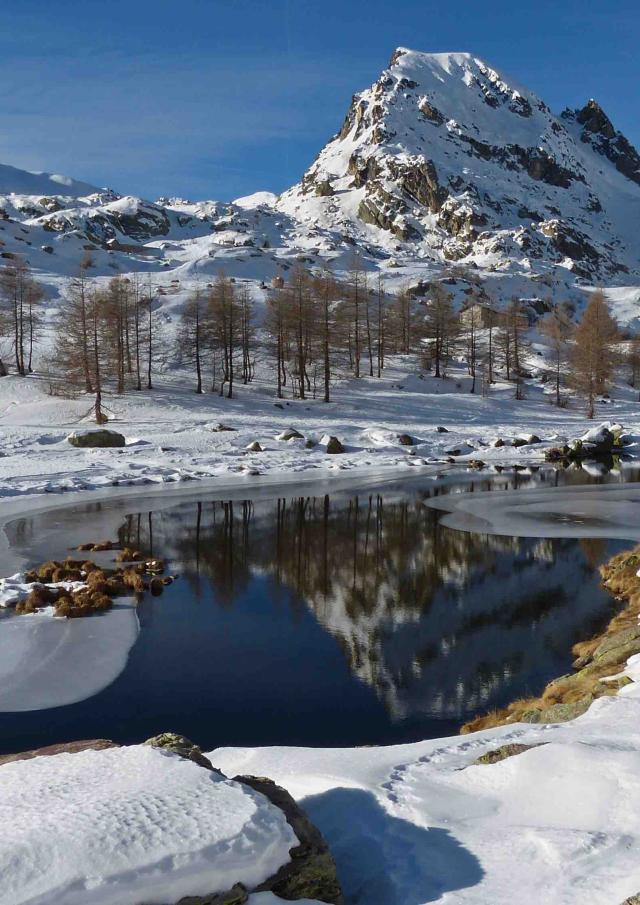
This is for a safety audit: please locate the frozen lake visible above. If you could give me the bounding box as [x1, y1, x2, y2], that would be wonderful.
[0, 465, 637, 754]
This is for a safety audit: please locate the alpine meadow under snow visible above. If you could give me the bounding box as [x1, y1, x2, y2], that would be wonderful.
[2, 45, 640, 905]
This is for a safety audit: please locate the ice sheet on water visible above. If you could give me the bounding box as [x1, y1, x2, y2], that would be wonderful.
[427, 482, 640, 540]
[0, 602, 139, 712]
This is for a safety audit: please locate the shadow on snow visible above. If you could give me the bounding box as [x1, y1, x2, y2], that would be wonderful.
[302, 787, 483, 905]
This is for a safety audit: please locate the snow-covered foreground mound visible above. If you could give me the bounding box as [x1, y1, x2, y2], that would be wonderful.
[0, 600, 138, 712]
[0, 744, 297, 905]
[214, 656, 640, 905]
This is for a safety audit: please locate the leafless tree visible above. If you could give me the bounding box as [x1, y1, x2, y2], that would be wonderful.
[570, 290, 618, 418]
[312, 267, 339, 402]
[346, 253, 367, 378]
[540, 304, 572, 406]
[209, 272, 241, 399]
[425, 284, 457, 378]
[178, 289, 208, 393]
[0, 260, 45, 375]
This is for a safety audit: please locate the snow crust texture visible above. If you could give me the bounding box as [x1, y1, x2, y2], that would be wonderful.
[0, 745, 297, 905]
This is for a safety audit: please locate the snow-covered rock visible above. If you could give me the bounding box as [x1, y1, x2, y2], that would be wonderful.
[0, 744, 297, 905]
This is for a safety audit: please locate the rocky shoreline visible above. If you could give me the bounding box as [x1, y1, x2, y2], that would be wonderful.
[462, 542, 640, 734]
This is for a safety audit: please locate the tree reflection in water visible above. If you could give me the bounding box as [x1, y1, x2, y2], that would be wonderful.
[118, 476, 615, 729]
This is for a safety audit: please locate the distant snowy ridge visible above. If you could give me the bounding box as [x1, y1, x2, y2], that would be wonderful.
[0, 46, 638, 306]
[0, 162, 98, 198]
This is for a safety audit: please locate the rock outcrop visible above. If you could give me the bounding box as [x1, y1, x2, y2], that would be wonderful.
[235, 775, 344, 905]
[325, 436, 345, 454]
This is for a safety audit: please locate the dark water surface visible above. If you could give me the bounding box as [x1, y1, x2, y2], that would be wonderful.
[0, 466, 635, 753]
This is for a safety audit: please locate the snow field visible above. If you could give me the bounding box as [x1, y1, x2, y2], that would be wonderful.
[214, 654, 640, 905]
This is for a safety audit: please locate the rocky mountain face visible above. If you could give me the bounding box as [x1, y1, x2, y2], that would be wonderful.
[0, 47, 638, 298]
[279, 48, 640, 281]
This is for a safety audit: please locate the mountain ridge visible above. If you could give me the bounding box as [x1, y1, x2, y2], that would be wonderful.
[278, 46, 640, 281]
[0, 46, 638, 307]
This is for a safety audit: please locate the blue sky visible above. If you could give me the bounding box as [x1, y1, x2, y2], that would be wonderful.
[0, 0, 638, 200]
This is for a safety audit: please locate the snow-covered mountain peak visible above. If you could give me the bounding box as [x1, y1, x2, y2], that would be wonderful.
[0, 47, 638, 305]
[278, 46, 640, 282]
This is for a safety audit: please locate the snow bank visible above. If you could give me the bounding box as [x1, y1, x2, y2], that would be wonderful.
[0, 745, 297, 905]
[213, 657, 640, 904]
[0, 572, 84, 608]
[233, 191, 278, 209]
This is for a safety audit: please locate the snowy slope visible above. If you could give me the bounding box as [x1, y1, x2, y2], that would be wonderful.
[214, 653, 640, 905]
[0, 163, 98, 198]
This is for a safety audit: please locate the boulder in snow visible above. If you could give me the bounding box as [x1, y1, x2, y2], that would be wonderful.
[67, 429, 126, 448]
[324, 436, 345, 454]
[276, 428, 304, 441]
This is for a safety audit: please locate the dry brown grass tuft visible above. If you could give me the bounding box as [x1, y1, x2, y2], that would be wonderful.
[36, 561, 60, 582]
[89, 541, 114, 552]
[16, 549, 176, 620]
[572, 637, 601, 663]
[462, 544, 640, 734]
[81, 560, 100, 573]
[121, 569, 145, 594]
[116, 547, 143, 563]
[54, 588, 114, 618]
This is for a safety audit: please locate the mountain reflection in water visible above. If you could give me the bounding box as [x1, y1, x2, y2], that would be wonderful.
[114, 479, 618, 740]
[0, 469, 629, 752]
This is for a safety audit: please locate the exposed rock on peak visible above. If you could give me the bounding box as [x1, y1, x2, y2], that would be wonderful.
[575, 98, 617, 137]
[562, 98, 640, 187]
[278, 48, 640, 280]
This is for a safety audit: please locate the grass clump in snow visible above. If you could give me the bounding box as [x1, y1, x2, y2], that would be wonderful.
[12, 550, 175, 619]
